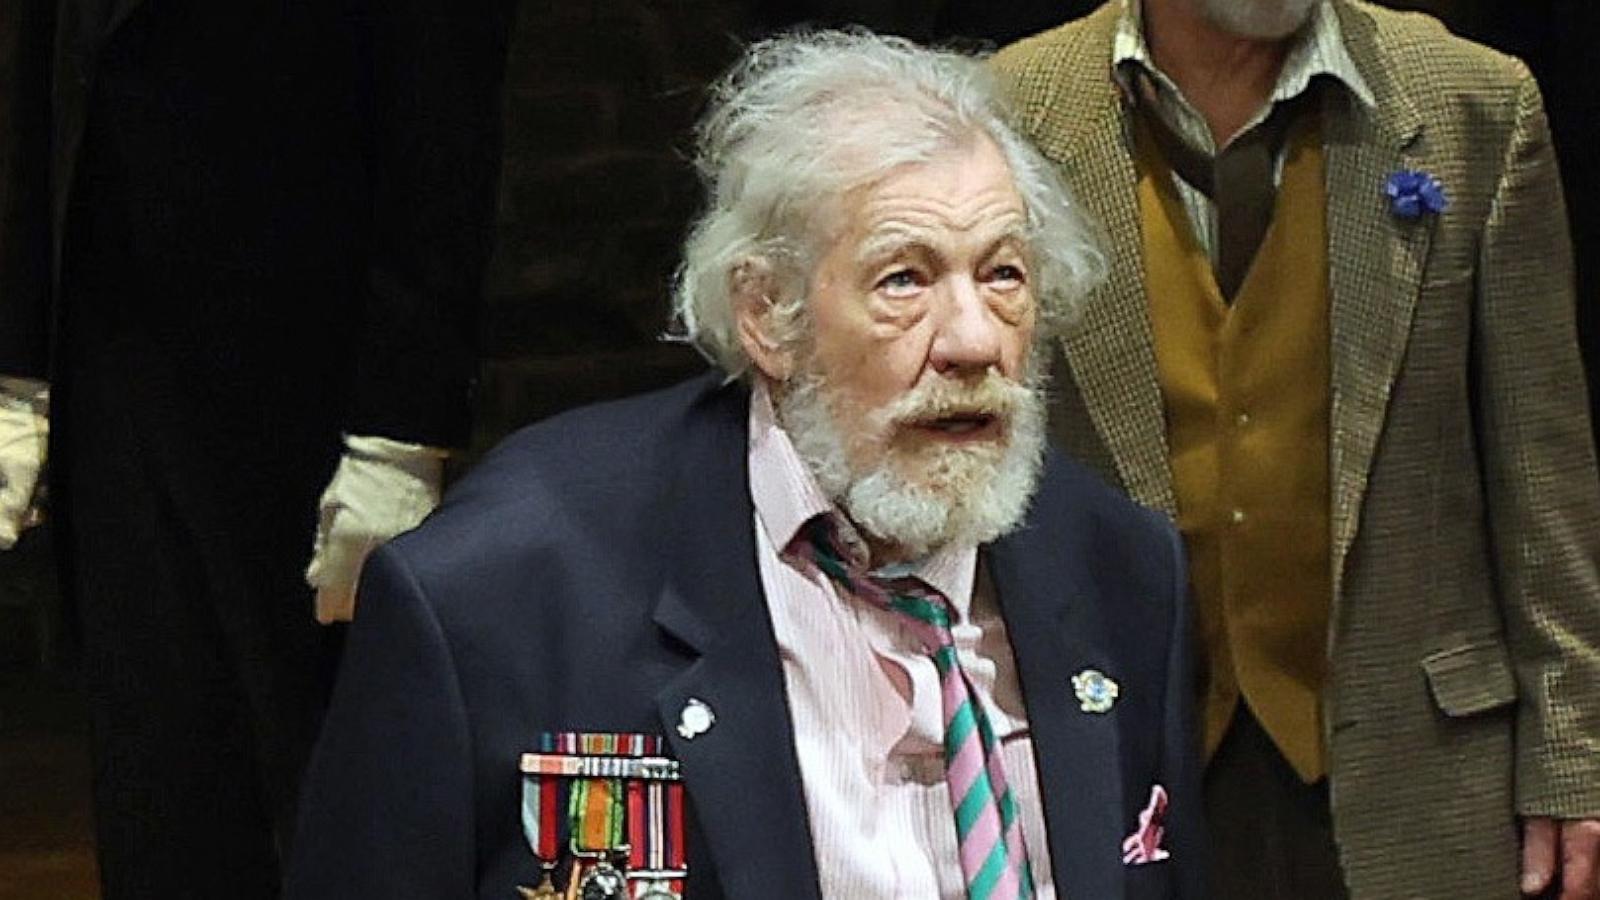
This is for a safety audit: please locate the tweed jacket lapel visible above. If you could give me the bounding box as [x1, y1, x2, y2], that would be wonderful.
[1322, 1, 1432, 598]
[1004, 1, 1440, 581]
[1019, 3, 1179, 516]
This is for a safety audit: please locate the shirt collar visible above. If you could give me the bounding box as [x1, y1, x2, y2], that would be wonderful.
[1112, 0, 1374, 118]
[747, 382, 978, 617]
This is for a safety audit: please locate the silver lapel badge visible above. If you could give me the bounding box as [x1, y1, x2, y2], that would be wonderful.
[676, 698, 716, 739]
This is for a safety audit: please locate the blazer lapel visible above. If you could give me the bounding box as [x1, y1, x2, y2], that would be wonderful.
[1324, 1, 1432, 599]
[1024, 7, 1178, 516]
[988, 467, 1127, 900]
[649, 381, 822, 900]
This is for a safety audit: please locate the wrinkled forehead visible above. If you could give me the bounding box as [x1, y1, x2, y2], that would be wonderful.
[806, 132, 1017, 246]
[822, 136, 1030, 259]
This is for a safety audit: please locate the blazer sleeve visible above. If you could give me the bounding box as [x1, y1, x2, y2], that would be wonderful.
[1155, 519, 1205, 898]
[0, 0, 55, 378]
[1472, 62, 1600, 819]
[342, 0, 517, 447]
[285, 543, 477, 898]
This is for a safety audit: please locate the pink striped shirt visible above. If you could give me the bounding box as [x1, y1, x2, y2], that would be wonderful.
[747, 385, 1058, 900]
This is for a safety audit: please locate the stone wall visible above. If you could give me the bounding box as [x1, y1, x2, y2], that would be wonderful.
[470, 1, 757, 454]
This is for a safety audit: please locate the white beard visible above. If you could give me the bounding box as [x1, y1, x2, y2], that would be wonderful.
[775, 362, 1048, 559]
[1196, 0, 1322, 40]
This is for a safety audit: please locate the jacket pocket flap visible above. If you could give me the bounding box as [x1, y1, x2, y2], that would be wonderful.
[1421, 638, 1518, 717]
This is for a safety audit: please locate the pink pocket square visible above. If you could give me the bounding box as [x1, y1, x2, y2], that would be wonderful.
[1121, 784, 1171, 865]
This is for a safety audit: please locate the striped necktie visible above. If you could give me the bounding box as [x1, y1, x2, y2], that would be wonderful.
[786, 515, 1034, 900]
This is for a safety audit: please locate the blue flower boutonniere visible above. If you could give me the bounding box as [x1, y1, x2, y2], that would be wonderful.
[1385, 169, 1449, 220]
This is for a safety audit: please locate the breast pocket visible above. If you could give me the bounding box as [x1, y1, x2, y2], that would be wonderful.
[1125, 860, 1174, 900]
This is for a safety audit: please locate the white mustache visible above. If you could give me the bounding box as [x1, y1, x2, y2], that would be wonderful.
[874, 371, 1030, 431]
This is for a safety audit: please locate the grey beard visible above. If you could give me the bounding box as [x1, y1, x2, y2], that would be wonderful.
[1197, 0, 1322, 40]
[775, 363, 1049, 559]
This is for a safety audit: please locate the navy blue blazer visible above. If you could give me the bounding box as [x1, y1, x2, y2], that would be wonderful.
[286, 373, 1203, 900]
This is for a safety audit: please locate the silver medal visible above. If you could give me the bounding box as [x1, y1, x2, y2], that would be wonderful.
[634, 882, 679, 900]
[579, 860, 628, 900]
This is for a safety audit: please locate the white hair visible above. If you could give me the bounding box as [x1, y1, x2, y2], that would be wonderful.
[670, 29, 1106, 379]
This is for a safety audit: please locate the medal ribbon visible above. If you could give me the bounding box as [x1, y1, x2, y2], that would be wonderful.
[523, 732, 571, 862]
[627, 779, 687, 896]
[524, 731, 682, 895]
[571, 776, 624, 852]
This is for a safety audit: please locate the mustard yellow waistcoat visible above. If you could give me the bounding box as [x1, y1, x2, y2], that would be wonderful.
[1137, 120, 1332, 781]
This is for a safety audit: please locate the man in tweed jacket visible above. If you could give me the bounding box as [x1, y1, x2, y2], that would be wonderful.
[994, 0, 1600, 897]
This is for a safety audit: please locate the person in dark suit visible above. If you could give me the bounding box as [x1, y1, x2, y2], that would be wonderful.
[0, 1, 513, 896]
[288, 30, 1201, 900]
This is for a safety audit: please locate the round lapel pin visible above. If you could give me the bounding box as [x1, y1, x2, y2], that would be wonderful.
[676, 698, 715, 739]
[1072, 669, 1120, 713]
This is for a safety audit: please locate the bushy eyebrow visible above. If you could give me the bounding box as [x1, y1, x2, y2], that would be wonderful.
[985, 225, 1031, 259]
[854, 229, 924, 268]
[853, 221, 1031, 268]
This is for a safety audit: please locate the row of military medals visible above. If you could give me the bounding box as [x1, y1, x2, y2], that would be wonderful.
[519, 732, 687, 900]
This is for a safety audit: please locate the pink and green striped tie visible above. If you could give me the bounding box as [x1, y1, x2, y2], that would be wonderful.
[787, 515, 1035, 900]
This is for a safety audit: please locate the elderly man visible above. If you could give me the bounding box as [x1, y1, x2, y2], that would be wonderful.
[994, 1, 1600, 898]
[287, 31, 1201, 900]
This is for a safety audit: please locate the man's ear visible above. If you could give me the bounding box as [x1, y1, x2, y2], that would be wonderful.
[732, 257, 796, 381]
